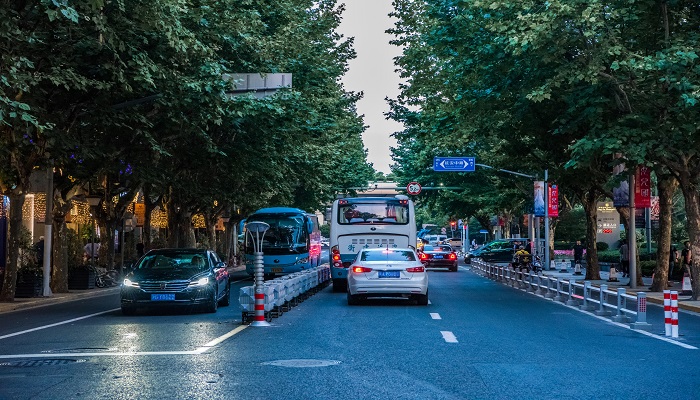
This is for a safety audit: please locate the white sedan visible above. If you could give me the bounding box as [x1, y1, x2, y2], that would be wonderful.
[346, 247, 429, 305]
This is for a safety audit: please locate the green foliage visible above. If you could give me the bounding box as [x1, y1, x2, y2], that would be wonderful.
[597, 242, 610, 252]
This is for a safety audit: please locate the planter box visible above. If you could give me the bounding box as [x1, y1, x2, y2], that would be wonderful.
[15, 271, 43, 298]
[68, 267, 96, 290]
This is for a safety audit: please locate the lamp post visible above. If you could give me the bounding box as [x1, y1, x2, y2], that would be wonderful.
[246, 221, 270, 327]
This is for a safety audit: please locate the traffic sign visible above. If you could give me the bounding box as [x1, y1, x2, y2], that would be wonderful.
[433, 157, 475, 172]
[406, 182, 422, 195]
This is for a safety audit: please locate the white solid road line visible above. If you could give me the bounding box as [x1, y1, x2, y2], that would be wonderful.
[0, 308, 121, 340]
[430, 313, 442, 320]
[441, 331, 458, 343]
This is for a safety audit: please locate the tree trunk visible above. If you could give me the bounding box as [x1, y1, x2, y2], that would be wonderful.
[49, 200, 72, 293]
[650, 173, 677, 291]
[582, 190, 601, 280]
[677, 172, 700, 301]
[0, 192, 25, 302]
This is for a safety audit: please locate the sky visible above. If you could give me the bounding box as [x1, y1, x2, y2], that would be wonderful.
[337, 1, 404, 175]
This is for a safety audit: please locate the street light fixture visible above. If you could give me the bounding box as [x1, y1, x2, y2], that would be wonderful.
[246, 221, 270, 327]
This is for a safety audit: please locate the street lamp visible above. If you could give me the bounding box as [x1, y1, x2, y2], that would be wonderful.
[246, 221, 270, 327]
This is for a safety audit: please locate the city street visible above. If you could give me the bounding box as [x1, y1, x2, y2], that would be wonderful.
[1, 260, 699, 400]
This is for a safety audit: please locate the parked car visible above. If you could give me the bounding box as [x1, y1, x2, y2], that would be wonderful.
[418, 244, 458, 271]
[464, 238, 527, 264]
[347, 247, 428, 305]
[120, 248, 230, 315]
[446, 237, 463, 250]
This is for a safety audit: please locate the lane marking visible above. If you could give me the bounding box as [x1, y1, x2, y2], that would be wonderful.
[196, 324, 249, 351]
[0, 308, 120, 340]
[428, 300, 432, 305]
[430, 313, 441, 320]
[441, 331, 458, 343]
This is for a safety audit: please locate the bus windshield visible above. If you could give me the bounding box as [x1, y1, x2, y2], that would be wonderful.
[245, 214, 307, 255]
[338, 201, 409, 225]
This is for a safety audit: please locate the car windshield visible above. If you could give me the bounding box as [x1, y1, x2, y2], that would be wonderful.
[360, 249, 416, 262]
[135, 252, 209, 272]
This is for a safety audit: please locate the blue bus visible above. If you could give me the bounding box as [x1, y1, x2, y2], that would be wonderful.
[244, 207, 321, 277]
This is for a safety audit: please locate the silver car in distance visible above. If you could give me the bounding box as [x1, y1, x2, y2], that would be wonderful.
[346, 247, 429, 305]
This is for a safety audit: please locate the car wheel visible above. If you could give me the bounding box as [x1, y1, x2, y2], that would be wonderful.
[206, 287, 218, 313]
[415, 290, 429, 306]
[218, 282, 230, 307]
[449, 264, 458, 272]
[121, 305, 136, 315]
[347, 291, 361, 305]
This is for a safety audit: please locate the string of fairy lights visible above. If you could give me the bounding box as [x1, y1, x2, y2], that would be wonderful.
[11, 195, 213, 230]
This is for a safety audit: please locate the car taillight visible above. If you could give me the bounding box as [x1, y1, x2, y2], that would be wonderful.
[448, 253, 457, 260]
[406, 266, 424, 273]
[419, 253, 428, 261]
[352, 266, 373, 273]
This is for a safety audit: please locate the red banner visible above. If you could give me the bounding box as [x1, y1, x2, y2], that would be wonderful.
[548, 184, 559, 217]
[635, 166, 651, 208]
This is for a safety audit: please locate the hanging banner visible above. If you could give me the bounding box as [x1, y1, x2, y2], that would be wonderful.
[534, 181, 546, 217]
[548, 184, 559, 217]
[635, 165, 651, 208]
[134, 203, 146, 227]
[612, 158, 629, 207]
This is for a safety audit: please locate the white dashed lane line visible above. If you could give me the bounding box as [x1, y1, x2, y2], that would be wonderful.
[441, 331, 458, 343]
[430, 313, 441, 320]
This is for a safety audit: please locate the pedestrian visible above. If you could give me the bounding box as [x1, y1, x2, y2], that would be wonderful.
[669, 245, 679, 279]
[136, 242, 145, 257]
[619, 241, 630, 278]
[471, 238, 477, 249]
[572, 240, 584, 266]
[681, 241, 692, 276]
[84, 239, 100, 263]
[34, 236, 45, 266]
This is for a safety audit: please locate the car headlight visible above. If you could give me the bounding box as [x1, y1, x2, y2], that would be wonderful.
[294, 257, 309, 265]
[189, 277, 210, 287]
[123, 278, 139, 288]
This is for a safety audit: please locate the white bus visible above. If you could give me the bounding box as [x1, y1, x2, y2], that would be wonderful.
[329, 195, 417, 291]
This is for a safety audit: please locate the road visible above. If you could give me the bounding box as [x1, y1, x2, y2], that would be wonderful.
[1, 254, 699, 400]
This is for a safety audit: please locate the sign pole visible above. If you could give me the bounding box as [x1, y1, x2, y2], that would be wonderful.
[544, 169, 550, 271]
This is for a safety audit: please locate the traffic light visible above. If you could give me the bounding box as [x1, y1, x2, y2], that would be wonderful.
[450, 221, 456, 231]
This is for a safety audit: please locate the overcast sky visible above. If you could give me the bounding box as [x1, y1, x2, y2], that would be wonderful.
[337, 1, 403, 175]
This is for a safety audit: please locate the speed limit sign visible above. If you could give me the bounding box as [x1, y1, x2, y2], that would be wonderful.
[406, 182, 422, 195]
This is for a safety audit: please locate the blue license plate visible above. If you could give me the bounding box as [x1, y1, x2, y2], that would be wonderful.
[151, 294, 175, 301]
[433, 255, 443, 259]
[378, 270, 400, 278]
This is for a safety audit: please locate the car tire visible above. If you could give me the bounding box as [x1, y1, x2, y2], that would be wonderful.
[121, 305, 136, 315]
[218, 282, 230, 307]
[347, 291, 361, 305]
[206, 288, 218, 313]
[449, 264, 458, 272]
[415, 290, 429, 306]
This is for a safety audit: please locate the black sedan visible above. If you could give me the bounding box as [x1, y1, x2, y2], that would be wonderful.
[418, 244, 458, 272]
[120, 248, 230, 315]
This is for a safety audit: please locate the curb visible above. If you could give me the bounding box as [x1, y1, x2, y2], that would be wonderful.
[0, 286, 121, 315]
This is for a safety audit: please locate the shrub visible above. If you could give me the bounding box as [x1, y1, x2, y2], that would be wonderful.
[596, 242, 609, 251]
[640, 261, 656, 277]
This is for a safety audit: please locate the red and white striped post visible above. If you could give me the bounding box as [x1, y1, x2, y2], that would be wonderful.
[663, 290, 672, 336]
[671, 290, 679, 338]
[246, 221, 271, 327]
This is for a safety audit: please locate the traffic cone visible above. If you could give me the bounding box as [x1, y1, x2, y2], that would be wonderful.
[681, 272, 692, 295]
[574, 262, 583, 275]
[608, 265, 619, 282]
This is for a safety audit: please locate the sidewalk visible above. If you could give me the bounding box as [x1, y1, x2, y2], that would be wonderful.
[540, 267, 700, 313]
[0, 263, 248, 315]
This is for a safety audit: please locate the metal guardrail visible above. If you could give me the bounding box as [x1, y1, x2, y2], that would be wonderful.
[471, 260, 652, 331]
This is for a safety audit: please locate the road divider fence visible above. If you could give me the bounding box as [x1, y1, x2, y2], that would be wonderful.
[239, 265, 331, 324]
[471, 260, 655, 332]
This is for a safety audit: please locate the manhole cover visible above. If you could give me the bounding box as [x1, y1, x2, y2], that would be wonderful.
[0, 359, 87, 367]
[261, 359, 341, 368]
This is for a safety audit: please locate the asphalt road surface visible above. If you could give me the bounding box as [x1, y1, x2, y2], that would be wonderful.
[1, 259, 699, 400]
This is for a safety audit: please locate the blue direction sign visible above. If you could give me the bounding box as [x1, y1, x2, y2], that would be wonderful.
[433, 157, 475, 172]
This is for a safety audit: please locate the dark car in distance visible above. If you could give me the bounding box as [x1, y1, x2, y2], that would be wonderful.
[419, 244, 459, 272]
[120, 248, 230, 315]
[464, 239, 526, 264]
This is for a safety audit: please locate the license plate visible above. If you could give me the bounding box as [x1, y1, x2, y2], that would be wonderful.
[433, 255, 443, 259]
[378, 270, 400, 278]
[272, 268, 283, 273]
[151, 294, 175, 301]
